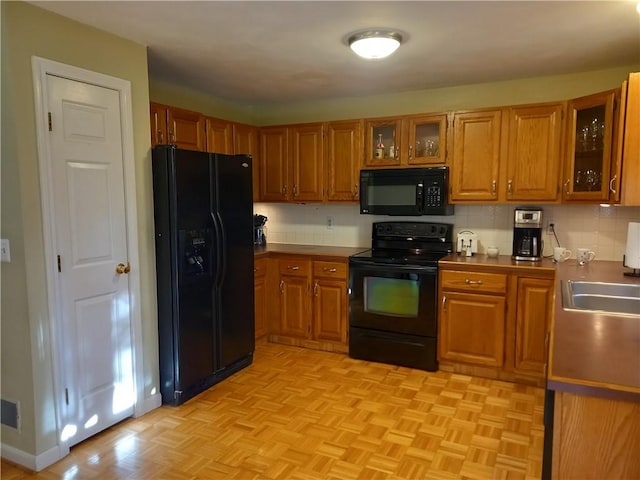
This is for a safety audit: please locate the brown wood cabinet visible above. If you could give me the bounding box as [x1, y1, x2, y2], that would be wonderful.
[620, 72, 640, 206]
[438, 261, 554, 386]
[268, 254, 348, 353]
[278, 257, 311, 338]
[513, 277, 553, 376]
[563, 89, 619, 203]
[259, 123, 324, 203]
[205, 116, 233, 154]
[259, 126, 289, 201]
[552, 391, 640, 479]
[253, 257, 268, 339]
[364, 114, 448, 167]
[439, 270, 507, 367]
[234, 123, 260, 201]
[150, 102, 205, 151]
[326, 120, 362, 202]
[289, 123, 324, 202]
[450, 103, 563, 203]
[312, 261, 348, 344]
[506, 103, 563, 201]
[450, 109, 503, 202]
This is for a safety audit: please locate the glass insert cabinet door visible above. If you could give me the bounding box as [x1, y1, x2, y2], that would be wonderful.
[364, 114, 448, 167]
[406, 114, 448, 165]
[564, 90, 618, 202]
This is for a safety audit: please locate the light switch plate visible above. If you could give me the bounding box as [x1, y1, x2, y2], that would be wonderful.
[1, 239, 11, 263]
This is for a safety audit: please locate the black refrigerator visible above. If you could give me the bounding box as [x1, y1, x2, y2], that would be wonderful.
[152, 145, 255, 406]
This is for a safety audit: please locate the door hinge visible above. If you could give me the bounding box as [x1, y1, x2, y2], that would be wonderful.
[57, 255, 61, 272]
[48, 112, 52, 131]
[65, 388, 69, 405]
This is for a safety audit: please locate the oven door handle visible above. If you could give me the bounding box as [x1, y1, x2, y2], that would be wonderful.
[349, 262, 438, 274]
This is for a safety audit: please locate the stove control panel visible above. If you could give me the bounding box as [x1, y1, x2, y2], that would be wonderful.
[373, 221, 453, 240]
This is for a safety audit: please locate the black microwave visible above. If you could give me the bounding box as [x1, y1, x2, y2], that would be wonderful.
[360, 167, 454, 216]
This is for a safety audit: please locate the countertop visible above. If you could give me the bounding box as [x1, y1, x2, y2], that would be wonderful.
[439, 253, 556, 274]
[548, 260, 640, 401]
[254, 243, 368, 259]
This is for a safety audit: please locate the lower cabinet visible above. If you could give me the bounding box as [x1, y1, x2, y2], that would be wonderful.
[253, 257, 268, 339]
[267, 254, 349, 353]
[438, 262, 554, 386]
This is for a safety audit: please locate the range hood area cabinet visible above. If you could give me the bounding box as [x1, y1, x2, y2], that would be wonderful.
[449, 102, 564, 203]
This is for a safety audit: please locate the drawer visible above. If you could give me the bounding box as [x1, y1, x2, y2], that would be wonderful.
[254, 257, 268, 277]
[313, 261, 348, 279]
[440, 270, 507, 294]
[278, 258, 311, 276]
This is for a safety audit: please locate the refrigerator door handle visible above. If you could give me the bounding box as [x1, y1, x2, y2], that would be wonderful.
[210, 211, 226, 288]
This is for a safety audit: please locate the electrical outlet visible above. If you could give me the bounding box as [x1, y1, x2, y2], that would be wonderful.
[326, 216, 334, 230]
[1, 239, 10, 263]
[546, 222, 555, 235]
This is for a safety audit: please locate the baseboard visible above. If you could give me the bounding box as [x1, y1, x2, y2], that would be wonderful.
[1, 442, 66, 472]
[135, 392, 162, 417]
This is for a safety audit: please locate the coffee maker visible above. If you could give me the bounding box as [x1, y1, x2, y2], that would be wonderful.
[254, 214, 267, 246]
[512, 208, 543, 261]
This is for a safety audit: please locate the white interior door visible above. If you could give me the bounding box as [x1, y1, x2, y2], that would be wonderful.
[46, 74, 135, 446]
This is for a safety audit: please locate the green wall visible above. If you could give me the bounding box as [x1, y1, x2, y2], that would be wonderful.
[151, 65, 637, 127]
[1, 1, 157, 456]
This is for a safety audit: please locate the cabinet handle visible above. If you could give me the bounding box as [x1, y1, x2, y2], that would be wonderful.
[282, 185, 288, 197]
[287, 265, 300, 271]
[354, 183, 359, 199]
[408, 144, 413, 161]
[279, 280, 284, 293]
[442, 295, 447, 312]
[564, 179, 570, 195]
[492, 180, 497, 195]
[168, 130, 175, 144]
[322, 267, 337, 273]
[253, 268, 257, 273]
[609, 175, 617, 194]
[293, 184, 298, 197]
[313, 281, 318, 296]
[158, 130, 164, 144]
[464, 278, 483, 285]
[507, 179, 513, 195]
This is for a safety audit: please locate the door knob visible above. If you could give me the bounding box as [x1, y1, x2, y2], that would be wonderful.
[115, 262, 131, 275]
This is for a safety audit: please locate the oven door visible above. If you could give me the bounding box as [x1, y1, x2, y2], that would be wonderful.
[349, 261, 438, 337]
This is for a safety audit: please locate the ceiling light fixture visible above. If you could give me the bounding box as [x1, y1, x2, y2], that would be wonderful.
[348, 30, 403, 60]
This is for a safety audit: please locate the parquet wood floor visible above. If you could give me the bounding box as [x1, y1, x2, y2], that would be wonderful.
[2, 342, 545, 479]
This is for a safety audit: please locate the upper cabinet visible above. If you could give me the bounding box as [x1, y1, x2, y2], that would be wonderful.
[620, 73, 640, 206]
[450, 103, 564, 203]
[364, 114, 447, 168]
[233, 123, 260, 201]
[150, 102, 206, 151]
[505, 103, 564, 201]
[205, 116, 233, 154]
[563, 90, 619, 202]
[259, 126, 289, 202]
[259, 123, 324, 203]
[450, 109, 503, 202]
[326, 120, 362, 202]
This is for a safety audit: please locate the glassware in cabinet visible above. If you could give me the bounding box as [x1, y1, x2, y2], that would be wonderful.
[564, 90, 617, 202]
[406, 114, 448, 165]
[364, 119, 402, 167]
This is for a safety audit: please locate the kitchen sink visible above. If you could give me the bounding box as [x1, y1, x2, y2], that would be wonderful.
[562, 281, 640, 316]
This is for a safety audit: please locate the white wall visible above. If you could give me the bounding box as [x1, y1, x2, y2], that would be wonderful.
[254, 203, 640, 262]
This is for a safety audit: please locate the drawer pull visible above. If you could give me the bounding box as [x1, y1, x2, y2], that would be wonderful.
[287, 265, 300, 271]
[465, 278, 483, 285]
[323, 267, 338, 273]
[279, 280, 284, 293]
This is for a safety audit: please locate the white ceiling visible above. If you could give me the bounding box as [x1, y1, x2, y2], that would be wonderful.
[31, 1, 640, 104]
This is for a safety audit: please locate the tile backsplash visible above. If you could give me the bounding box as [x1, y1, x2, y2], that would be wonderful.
[254, 203, 640, 262]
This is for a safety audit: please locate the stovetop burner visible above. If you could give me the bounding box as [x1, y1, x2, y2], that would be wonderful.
[350, 221, 454, 267]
